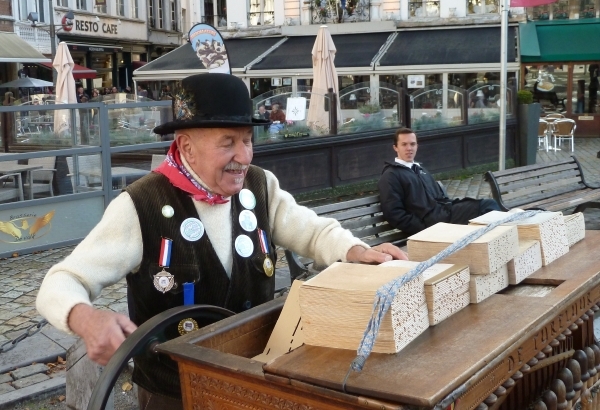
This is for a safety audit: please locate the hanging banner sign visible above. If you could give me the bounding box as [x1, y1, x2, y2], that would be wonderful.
[188, 23, 231, 74]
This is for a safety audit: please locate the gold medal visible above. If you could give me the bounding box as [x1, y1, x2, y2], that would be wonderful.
[153, 269, 175, 293]
[263, 256, 274, 277]
[178, 318, 199, 335]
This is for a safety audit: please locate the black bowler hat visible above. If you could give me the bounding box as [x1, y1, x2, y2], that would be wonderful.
[153, 73, 269, 135]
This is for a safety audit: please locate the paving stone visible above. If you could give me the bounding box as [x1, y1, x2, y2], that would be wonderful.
[12, 286, 35, 293]
[0, 311, 20, 321]
[0, 383, 15, 394]
[20, 309, 41, 318]
[0, 374, 12, 383]
[11, 372, 49, 389]
[0, 291, 23, 299]
[13, 307, 34, 314]
[12, 296, 35, 304]
[0, 325, 14, 335]
[10, 363, 49, 380]
[40, 326, 77, 351]
[0, 331, 65, 374]
[4, 317, 30, 327]
[93, 297, 112, 306]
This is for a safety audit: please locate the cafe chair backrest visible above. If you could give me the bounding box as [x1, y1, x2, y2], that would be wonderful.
[538, 119, 549, 135]
[545, 113, 565, 119]
[29, 156, 56, 182]
[554, 119, 576, 135]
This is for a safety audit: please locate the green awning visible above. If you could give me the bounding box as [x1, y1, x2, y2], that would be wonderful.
[520, 19, 600, 63]
[0, 32, 50, 63]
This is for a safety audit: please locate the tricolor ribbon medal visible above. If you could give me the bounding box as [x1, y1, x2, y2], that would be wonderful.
[153, 238, 176, 293]
[258, 228, 274, 277]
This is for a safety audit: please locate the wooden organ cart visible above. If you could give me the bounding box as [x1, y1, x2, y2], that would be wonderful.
[156, 231, 600, 410]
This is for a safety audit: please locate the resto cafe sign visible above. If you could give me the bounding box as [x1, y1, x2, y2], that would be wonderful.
[67, 13, 145, 40]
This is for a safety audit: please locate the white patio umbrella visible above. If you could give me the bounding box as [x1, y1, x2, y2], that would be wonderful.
[53, 42, 77, 135]
[306, 26, 342, 133]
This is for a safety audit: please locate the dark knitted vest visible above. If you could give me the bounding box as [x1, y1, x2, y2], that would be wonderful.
[125, 165, 276, 398]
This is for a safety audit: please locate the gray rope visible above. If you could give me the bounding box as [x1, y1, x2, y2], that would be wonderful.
[350, 210, 543, 372]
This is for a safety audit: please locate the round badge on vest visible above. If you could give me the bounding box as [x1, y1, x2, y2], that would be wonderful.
[180, 218, 204, 241]
[239, 210, 257, 232]
[178, 318, 199, 335]
[239, 188, 256, 210]
[235, 234, 254, 257]
[162, 205, 175, 218]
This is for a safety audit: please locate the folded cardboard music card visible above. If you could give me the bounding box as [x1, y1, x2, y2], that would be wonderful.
[507, 240, 542, 285]
[564, 213, 585, 248]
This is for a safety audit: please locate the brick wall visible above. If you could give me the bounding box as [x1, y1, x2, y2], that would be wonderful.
[0, 0, 13, 32]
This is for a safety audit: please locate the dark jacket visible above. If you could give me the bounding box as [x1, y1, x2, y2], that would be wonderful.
[379, 161, 483, 235]
[378, 161, 452, 235]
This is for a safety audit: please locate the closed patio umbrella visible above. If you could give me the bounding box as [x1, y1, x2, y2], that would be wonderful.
[53, 42, 77, 135]
[306, 26, 341, 133]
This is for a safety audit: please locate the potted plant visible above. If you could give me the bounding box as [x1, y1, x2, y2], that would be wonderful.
[358, 103, 381, 119]
[517, 89, 541, 167]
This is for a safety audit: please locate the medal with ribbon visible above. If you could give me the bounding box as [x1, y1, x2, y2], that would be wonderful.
[153, 238, 176, 293]
[258, 228, 274, 277]
[178, 282, 199, 335]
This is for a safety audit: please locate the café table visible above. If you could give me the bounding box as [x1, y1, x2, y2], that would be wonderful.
[79, 166, 149, 189]
[0, 163, 43, 190]
[542, 116, 562, 151]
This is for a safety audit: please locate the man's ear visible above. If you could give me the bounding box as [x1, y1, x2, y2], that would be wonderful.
[176, 133, 194, 163]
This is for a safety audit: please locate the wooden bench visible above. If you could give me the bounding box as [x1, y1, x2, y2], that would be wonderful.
[484, 156, 600, 214]
[284, 194, 410, 281]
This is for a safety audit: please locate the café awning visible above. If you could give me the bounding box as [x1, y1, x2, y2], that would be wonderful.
[248, 32, 394, 75]
[520, 19, 600, 63]
[38, 62, 97, 79]
[0, 32, 50, 63]
[376, 26, 518, 71]
[133, 37, 285, 81]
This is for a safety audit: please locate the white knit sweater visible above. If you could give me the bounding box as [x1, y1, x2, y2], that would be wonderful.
[36, 167, 367, 334]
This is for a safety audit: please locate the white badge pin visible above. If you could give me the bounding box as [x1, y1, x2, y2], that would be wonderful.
[239, 189, 256, 210]
[239, 210, 257, 232]
[235, 235, 254, 257]
[180, 218, 205, 241]
[162, 205, 175, 218]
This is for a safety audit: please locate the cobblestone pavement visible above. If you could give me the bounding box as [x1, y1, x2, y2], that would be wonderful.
[0, 137, 599, 408]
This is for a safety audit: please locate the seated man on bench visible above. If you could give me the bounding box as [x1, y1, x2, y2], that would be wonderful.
[378, 128, 500, 235]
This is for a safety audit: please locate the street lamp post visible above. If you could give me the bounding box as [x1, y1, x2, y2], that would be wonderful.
[27, 0, 74, 85]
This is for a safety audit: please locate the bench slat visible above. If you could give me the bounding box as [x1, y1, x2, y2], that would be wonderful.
[341, 214, 387, 230]
[504, 184, 586, 209]
[321, 204, 383, 222]
[495, 164, 580, 186]
[364, 231, 409, 247]
[499, 170, 582, 193]
[350, 223, 396, 239]
[311, 195, 380, 215]
[518, 188, 600, 211]
[501, 176, 584, 202]
[491, 158, 576, 178]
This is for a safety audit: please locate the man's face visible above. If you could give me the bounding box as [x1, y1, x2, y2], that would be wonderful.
[393, 133, 418, 163]
[77, 87, 83, 94]
[178, 127, 253, 197]
[112, 87, 118, 93]
[272, 104, 279, 112]
[258, 106, 266, 114]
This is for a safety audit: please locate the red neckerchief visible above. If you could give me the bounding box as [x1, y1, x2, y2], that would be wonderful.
[153, 142, 229, 205]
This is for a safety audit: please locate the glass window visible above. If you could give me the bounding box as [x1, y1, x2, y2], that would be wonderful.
[572, 64, 600, 114]
[523, 65, 568, 112]
[171, 0, 176, 29]
[202, 0, 227, 26]
[149, 0, 154, 26]
[248, 0, 275, 26]
[76, 0, 87, 10]
[158, 0, 164, 28]
[553, 0, 569, 18]
[116, 0, 125, 16]
[468, 0, 498, 14]
[409, 0, 440, 17]
[56, 0, 68, 6]
[19, 0, 28, 21]
[580, 0, 596, 18]
[131, 0, 139, 18]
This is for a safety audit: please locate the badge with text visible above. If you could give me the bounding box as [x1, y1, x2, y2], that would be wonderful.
[180, 218, 204, 241]
[154, 237, 176, 293]
[258, 228, 274, 277]
[235, 234, 254, 258]
[239, 188, 256, 210]
[239, 210, 257, 232]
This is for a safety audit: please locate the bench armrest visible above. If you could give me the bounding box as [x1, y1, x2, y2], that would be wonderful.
[484, 170, 511, 211]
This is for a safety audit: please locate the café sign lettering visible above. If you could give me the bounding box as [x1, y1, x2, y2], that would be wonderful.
[75, 20, 118, 35]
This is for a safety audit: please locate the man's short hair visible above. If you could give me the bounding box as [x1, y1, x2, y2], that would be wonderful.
[258, 104, 265, 109]
[394, 127, 415, 145]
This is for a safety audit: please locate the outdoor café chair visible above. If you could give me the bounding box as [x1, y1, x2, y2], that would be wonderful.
[553, 119, 576, 152]
[0, 173, 24, 202]
[23, 156, 57, 199]
[538, 119, 550, 152]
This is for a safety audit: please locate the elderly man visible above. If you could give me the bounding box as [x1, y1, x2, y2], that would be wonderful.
[37, 73, 406, 409]
[378, 127, 500, 235]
